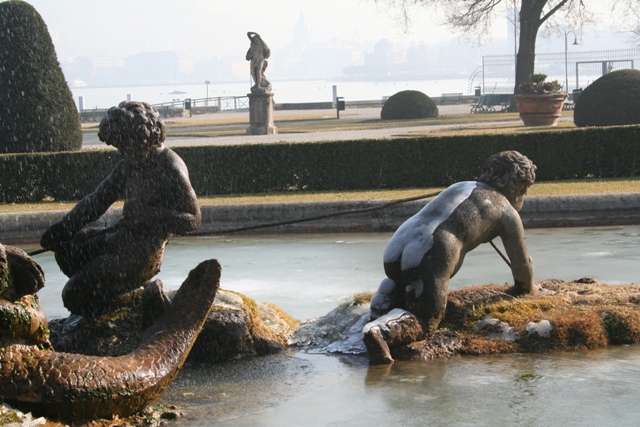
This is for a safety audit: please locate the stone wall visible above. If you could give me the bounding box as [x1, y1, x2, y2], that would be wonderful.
[4, 194, 640, 244]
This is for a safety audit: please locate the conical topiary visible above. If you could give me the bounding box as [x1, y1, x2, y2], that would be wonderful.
[0, 0, 82, 152]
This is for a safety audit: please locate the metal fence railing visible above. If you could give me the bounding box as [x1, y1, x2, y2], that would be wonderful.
[152, 95, 249, 112]
[479, 48, 640, 94]
[78, 95, 250, 121]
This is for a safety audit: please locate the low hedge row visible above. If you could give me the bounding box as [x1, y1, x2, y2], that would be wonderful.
[2, 125, 640, 203]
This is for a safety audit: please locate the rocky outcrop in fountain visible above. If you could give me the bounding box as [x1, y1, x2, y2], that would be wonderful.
[49, 288, 299, 363]
[291, 279, 640, 361]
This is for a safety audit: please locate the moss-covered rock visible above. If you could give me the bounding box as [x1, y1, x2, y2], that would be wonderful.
[49, 288, 299, 362]
[381, 90, 438, 120]
[0, 0, 82, 153]
[294, 279, 640, 362]
[574, 69, 640, 127]
[188, 289, 299, 362]
[438, 278, 640, 356]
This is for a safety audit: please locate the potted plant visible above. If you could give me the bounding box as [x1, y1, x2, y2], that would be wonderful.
[514, 73, 568, 126]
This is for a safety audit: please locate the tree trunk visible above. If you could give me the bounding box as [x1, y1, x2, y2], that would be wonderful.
[508, 0, 547, 111]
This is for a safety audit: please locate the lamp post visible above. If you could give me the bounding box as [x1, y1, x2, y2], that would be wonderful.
[205, 80, 210, 106]
[564, 31, 579, 92]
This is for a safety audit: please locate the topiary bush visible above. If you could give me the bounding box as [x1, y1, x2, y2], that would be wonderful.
[0, 0, 82, 153]
[574, 69, 640, 127]
[381, 90, 438, 120]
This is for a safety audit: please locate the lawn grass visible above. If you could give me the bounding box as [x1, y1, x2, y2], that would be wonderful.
[2, 176, 639, 214]
[407, 118, 577, 137]
[80, 109, 576, 137]
[166, 110, 576, 137]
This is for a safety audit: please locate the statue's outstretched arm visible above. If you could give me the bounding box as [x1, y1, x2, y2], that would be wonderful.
[41, 162, 126, 249]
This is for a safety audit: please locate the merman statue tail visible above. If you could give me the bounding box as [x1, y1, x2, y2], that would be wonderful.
[0, 259, 221, 421]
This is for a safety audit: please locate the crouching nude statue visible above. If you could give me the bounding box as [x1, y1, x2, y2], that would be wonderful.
[0, 242, 221, 420]
[40, 101, 201, 317]
[246, 31, 271, 93]
[363, 151, 537, 364]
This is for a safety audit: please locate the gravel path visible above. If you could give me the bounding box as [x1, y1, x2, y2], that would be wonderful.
[81, 103, 520, 149]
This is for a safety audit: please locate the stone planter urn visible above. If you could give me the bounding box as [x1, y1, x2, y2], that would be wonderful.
[513, 93, 568, 126]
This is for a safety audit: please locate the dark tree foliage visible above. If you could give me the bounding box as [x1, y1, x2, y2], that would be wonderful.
[574, 69, 640, 127]
[381, 90, 439, 120]
[0, 0, 82, 153]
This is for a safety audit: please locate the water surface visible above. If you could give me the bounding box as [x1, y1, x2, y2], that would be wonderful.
[25, 226, 640, 426]
[29, 226, 640, 320]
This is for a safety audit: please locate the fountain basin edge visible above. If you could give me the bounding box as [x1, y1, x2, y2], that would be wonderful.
[3, 193, 640, 244]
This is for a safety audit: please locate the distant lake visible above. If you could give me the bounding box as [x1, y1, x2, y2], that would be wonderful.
[71, 78, 472, 110]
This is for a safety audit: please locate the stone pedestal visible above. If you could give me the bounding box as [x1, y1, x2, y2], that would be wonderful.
[247, 92, 277, 135]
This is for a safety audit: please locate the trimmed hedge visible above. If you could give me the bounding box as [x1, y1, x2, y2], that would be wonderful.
[2, 125, 640, 203]
[0, 151, 119, 203]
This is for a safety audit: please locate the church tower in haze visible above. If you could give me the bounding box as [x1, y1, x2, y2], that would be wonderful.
[293, 12, 310, 46]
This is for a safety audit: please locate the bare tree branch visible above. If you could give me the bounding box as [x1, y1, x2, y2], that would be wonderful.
[540, 0, 570, 25]
[369, 0, 638, 101]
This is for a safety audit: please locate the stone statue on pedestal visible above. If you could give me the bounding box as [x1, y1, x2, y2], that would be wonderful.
[245, 32, 277, 135]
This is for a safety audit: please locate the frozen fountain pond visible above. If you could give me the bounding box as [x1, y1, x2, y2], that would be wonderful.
[165, 346, 640, 426]
[24, 225, 640, 425]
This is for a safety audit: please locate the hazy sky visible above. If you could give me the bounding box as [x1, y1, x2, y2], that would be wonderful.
[22, 0, 484, 61]
[17, 0, 635, 64]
